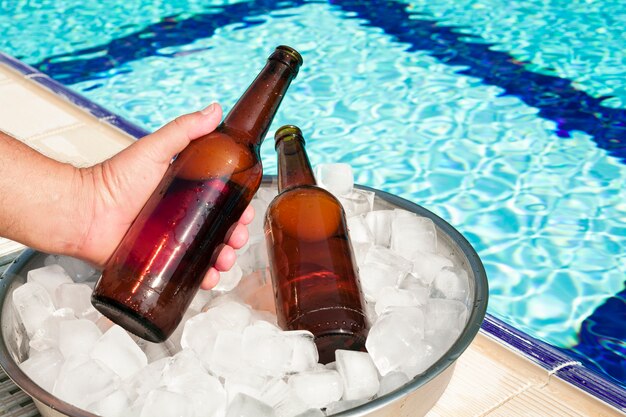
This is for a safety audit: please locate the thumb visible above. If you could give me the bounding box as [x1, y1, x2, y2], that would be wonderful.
[128, 102, 223, 165]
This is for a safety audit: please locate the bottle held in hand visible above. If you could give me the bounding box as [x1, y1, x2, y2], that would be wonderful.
[92, 46, 303, 342]
[264, 125, 369, 364]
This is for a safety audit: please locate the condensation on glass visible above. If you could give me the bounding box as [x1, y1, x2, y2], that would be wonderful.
[92, 46, 303, 342]
[264, 125, 369, 364]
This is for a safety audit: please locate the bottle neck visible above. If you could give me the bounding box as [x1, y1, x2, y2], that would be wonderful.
[276, 136, 317, 193]
[221, 53, 300, 146]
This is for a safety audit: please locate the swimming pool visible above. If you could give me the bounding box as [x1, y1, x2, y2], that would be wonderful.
[1, 0, 625, 393]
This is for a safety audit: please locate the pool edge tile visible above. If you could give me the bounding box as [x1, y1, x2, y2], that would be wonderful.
[0, 51, 148, 141]
[481, 314, 626, 412]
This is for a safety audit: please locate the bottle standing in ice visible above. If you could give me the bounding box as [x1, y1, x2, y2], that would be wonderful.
[264, 125, 369, 364]
[92, 46, 303, 342]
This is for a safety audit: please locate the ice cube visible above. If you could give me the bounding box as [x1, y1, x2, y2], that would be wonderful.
[19, 348, 64, 392]
[214, 263, 244, 292]
[188, 288, 214, 312]
[286, 331, 319, 373]
[124, 356, 170, 400]
[44, 255, 98, 283]
[364, 299, 378, 327]
[346, 215, 374, 244]
[257, 377, 310, 417]
[324, 398, 368, 415]
[161, 349, 205, 384]
[55, 283, 100, 321]
[26, 264, 73, 301]
[139, 389, 194, 417]
[377, 371, 411, 397]
[398, 274, 430, 305]
[398, 272, 430, 291]
[224, 373, 267, 405]
[424, 298, 468, 334]
[390, 214, 437, 257]
[167, 371, 227, 417]
[243, 326, 318, 377]
[363, 245, 413, 274]
[358, 263, 403, 301]
[335, 350, 379, 400]
[424, 298, 468, 352]
[410, 251, 453, 285]
[181, 301, 252, 365]
[251, 309, 279, 326]
[236, 240, 269, 274]
[53, 356, 119, 409]
[431, 267, 470, 302]
[401, 342, 438, 379]
[275, 397, 310, 417]
[86, 389, 131, 417]
[315, 163, 354, 197]
[259, 378, 290, 408]
[12, 282, 56, 338]
[374, 287, 425, 316]
[288, 369, 343, 409]
[351, 242, 373, 267]
[248, 198, 270, 240]
[134, 338, 175, 363]
[226, 393, 276, 417]
[364, 210, 394, 247]
[293, 409, 325, 417]
[168, 308, 200, 352]
[339, 190, 375, 218]
[28, 308, 76, 352]
[242, 325, 292, 377]
[90, 325, 148, 379]
[209, 330, 244, 378]
[365, 307, 425, 376]
[58, 318, 102, 358]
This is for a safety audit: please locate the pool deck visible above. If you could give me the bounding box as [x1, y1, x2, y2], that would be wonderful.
[0, 59, 624, 417]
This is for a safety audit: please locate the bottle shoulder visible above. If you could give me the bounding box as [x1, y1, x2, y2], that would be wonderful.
[174, 130, 261, 181]
[269, 185, 343, 208]
[265, 185, 347, 241]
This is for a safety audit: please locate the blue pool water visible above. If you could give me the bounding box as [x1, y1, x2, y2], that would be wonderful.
[2, 0, 625, 389]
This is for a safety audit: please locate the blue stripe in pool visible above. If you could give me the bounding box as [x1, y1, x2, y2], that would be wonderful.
[31, 0, 306, 84]
[30, 0, 626, 163]
[328, 0, 626, 162]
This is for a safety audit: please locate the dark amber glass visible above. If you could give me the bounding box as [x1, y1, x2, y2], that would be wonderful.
[92, 46, 303, 342]
[264, 125, 369, 364]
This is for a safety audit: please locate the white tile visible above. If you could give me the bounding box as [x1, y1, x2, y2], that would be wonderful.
[30, 124, 131, 166]
[426, 333, 623, 417]
[0, 83, 79, 139]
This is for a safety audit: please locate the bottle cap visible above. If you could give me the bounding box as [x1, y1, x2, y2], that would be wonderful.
[270, 45, 303, 73]
[274, 125, 304, 149]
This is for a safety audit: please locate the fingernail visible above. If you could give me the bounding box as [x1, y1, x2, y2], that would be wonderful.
[200, 102, 217, 115]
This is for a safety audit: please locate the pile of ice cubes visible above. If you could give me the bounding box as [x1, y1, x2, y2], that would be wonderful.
[13, 163, 470, 417]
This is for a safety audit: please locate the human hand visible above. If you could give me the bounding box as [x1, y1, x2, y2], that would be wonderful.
[73, 103, 253, 289]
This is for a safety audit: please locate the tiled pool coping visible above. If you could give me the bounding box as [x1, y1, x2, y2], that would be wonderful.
[1, 51, 625, 412]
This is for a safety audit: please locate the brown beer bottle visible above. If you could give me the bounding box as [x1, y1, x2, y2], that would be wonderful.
[264, 125, 369, 364]
[91, 46, 303, 342]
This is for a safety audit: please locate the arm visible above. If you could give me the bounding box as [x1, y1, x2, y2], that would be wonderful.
[0, 103, 252, 289]
[0, 129, 82, 254]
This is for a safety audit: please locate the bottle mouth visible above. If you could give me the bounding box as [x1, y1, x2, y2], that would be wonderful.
[274, 124, 304, 149]
[270, 45, 304, 73]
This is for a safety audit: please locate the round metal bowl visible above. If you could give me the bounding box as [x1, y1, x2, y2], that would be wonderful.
[0, 177, 488, 417]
